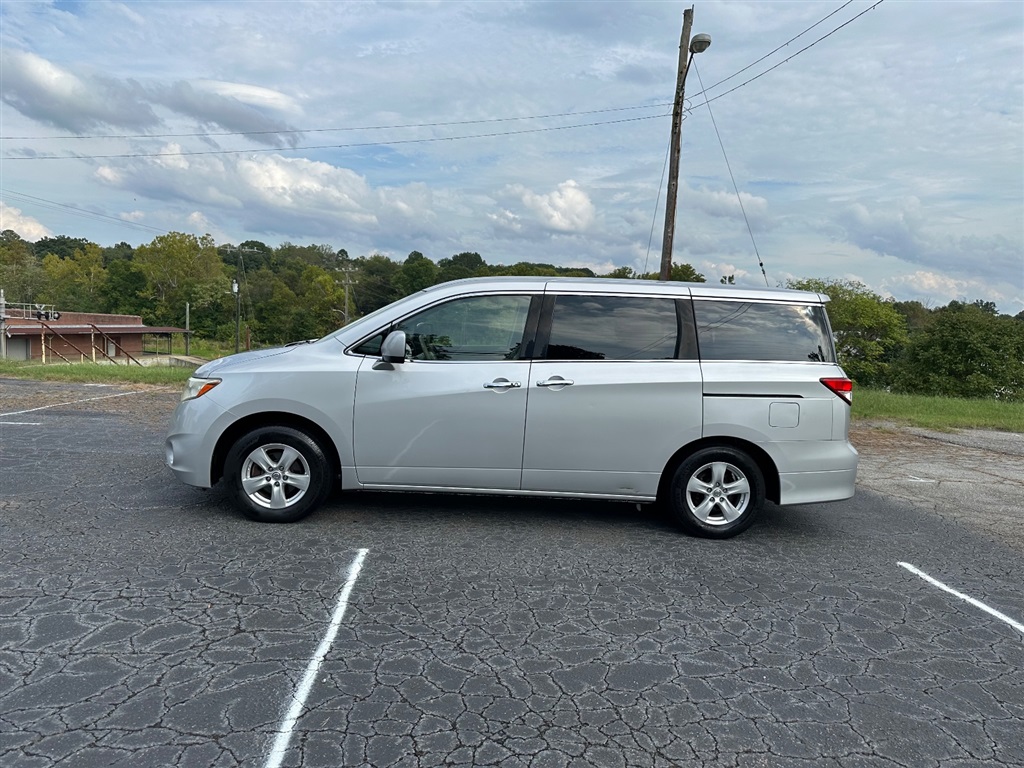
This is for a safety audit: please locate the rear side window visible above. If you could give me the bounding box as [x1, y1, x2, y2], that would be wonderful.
[542, 295, 683, 360]
[694, 300, 836, 363]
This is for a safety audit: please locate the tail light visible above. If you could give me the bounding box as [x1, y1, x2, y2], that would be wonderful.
[820, 377, 853, 405]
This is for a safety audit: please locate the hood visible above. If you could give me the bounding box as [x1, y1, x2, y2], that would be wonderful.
[194, 345, 296, 376]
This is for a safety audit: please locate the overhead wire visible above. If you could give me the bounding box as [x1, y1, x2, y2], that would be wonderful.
[2, 113, 670, 161]
[690, 60, 768, 287]
[698, 0, 855, 94]
[2, 1, 885, 163]
[687, 0, 887, 108]
[3, 0, 887, 253]
[0, 188, 168, 234]
[0, 103, 674, 142]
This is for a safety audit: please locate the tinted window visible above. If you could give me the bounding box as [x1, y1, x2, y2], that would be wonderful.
[395, 294, 532, 361]
[544, 295, 679, 360]
[694, 300, 836, 362]
[352, 333, 383, 357]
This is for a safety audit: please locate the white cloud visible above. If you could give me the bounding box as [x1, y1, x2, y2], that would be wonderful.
[507, 180, 596, 233]
[881, 270, 1017, 309]
[0, 0, 1020, 312]
[191, 80, 300, 114]
[0, 48, 158, 132]
[683, 185, 770, 227]
[836, 198, 1022, 283]
[0, 203, 52, 240]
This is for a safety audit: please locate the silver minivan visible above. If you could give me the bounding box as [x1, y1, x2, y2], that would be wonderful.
[165, 277, 857, 538]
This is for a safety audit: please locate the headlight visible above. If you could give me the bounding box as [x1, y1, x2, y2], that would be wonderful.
[181, 377, 221, 401]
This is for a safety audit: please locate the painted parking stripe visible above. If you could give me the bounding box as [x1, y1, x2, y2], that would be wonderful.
[899, 561, 1024, 635]
[0, 389, 164, 418]
[0, 421, 43, 426]
[265, 548, 370, 768]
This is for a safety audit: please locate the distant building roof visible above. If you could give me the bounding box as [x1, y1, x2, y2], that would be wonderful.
[4, 323, 187, 336]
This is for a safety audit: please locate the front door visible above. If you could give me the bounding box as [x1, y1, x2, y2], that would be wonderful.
[353, 293, 536, 490]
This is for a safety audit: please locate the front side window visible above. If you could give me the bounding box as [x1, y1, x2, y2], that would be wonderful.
[694, 300, 836, 362]
[543, 295, 680, 360]
[376, 294, 533, 361]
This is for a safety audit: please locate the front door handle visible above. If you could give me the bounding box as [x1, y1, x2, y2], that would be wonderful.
[536, 377, 574, 387]
[483, 379, 521, 390]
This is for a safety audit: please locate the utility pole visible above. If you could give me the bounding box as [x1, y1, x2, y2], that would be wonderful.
[232, 279, 240, 353]
[660, 7, 694, 281]
[659, 8, 710, 281]
[0, 289, 7, 360]
[337, 266, 357, 326]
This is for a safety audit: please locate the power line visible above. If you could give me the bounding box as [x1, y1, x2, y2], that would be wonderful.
[699, 1, 855, 94]
[0, 103, 674, 142]
[2, 113, 670, 161]
[1, 2, 864, 149]
[0, 189, 168, 234]
[689, 0, 887, 108]
[2, 1, 885, 164]
[690, 60, 768, 287]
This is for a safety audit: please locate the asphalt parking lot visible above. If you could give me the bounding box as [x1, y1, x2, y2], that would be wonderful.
[1, 379, 1022, 767]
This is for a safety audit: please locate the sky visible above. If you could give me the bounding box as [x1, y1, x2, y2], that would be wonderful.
[1, 0, 1022, 313]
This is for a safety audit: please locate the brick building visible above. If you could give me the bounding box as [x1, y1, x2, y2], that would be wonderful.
[0, 296, 187, 363]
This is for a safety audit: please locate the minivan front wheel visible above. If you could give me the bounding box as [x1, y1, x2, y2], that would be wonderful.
[669, 447, 765, 538]
[225, 426, 332, 523]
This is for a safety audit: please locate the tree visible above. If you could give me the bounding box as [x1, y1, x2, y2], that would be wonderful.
[244, 268, 299, 346]
[891, 300, 935, 334]
[787, 278, 907, 386]
[0, 230, 43, 303]
[396, 251, 439, 295]
[38, 243, 108, 312]
[891, 301, 1024, 401]
[220, 240, 272, 272]
[33, 235, 92, 261]
[437, 251, 485, 283]
[602, 266, 637, 280]
[134, 232, 228, 326]
[293, 265, 349, 339]
[352, 254, 402, 314]
[636, 263, 705, 282]
[102, 259, 149, 316]
[101, 241, 135, 266]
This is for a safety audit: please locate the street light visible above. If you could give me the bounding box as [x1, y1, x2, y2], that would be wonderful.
[659, 9, 711, 281]
[231, 278, 240, 354]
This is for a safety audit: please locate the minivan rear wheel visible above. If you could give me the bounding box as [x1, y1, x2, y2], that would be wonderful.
[225, 426, 332, 523]
[669, 447, 764, 538]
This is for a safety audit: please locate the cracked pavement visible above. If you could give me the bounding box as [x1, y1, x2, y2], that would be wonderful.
[1, 379, 1022, 767]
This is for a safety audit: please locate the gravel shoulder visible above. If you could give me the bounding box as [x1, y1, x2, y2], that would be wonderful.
[851, 421, 1024, 551]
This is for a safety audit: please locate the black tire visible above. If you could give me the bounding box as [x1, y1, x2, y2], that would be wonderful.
[224, 426, 332, 523]
[668, 446, 765, 539]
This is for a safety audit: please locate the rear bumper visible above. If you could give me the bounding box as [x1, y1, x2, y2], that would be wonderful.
[773, 439, 858, 505]
[778, 467, 857, 505]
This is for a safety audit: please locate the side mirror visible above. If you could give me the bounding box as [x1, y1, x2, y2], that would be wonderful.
[380, 330, 407, 364]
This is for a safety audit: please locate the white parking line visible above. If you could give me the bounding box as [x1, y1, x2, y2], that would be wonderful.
[265, 548, 369, 768]
[899, 561, 1024, 635]
[0, 390, 160, 418]
[0, 422, 43, 426]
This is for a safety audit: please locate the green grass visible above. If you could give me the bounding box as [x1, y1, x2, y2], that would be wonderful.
[854, 388, 1024, 432]
[179, 337, 236, 360]
[0, 359, 195, 386]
